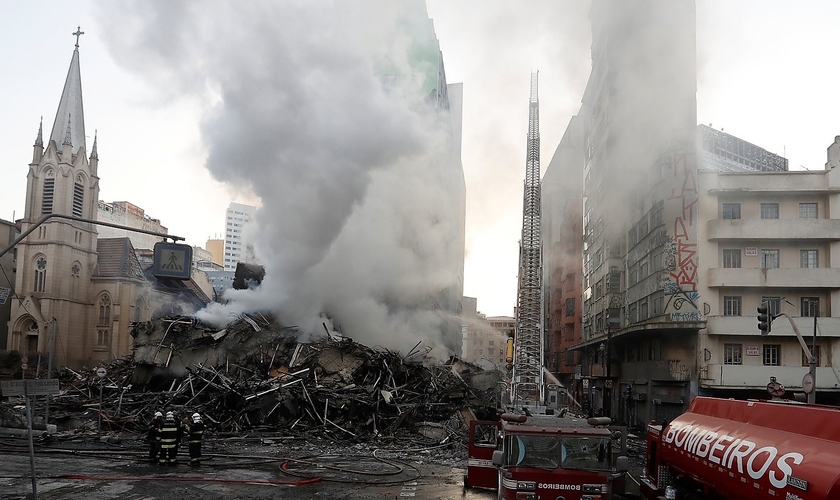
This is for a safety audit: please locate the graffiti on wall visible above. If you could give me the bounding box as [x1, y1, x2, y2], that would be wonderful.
[660, 144, 701, 322]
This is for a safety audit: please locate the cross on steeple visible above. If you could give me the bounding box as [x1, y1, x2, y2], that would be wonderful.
[73, 26, 84, 47]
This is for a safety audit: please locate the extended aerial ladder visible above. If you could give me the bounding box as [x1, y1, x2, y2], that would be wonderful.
[511, 72, 544, 408]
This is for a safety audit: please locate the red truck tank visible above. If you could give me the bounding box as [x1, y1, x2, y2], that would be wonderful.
[640, 397, 840, 500]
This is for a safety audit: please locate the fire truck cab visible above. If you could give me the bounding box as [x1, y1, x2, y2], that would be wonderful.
[466, 412, 629, 500]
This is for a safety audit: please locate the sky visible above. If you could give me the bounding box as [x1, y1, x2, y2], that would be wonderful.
[1, 0, 839, 324]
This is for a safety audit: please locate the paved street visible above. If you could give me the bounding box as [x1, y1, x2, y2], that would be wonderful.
[0, 441, 496, 500]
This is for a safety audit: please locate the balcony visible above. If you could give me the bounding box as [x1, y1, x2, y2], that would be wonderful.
[707, 219, 840, 241]
[705, 315, 840, 337]
[702, 364, 840, 391]
[707, 267, 840, 289]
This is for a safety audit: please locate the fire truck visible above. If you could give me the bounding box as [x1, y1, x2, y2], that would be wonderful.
[640, 396, 840, 500]
[466, 412, 629, 499]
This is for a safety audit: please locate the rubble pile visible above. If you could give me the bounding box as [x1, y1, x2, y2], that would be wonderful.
[36, 315, 500, 444]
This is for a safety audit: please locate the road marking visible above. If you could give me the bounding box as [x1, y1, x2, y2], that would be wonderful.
[400, 481, 418, 497]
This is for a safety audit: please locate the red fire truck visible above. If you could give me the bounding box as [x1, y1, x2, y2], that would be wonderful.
[640, 397, 840, 500]
[466, 412, 629, 500]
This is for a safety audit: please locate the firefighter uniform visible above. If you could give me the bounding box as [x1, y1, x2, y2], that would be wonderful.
[147, 411, 163, 463]
[159, 412, 181, 465]
[184, 412, 205, 465]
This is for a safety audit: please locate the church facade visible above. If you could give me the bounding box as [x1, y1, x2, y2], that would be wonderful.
[6, 36, 207, 369]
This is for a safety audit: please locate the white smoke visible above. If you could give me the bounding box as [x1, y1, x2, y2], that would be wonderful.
[97, 0, 464, 356]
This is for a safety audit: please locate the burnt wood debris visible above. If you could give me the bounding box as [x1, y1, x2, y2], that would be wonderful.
[3, 314, 502, 447]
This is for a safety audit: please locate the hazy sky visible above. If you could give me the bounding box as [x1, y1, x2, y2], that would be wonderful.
[0, 1, 838, 319]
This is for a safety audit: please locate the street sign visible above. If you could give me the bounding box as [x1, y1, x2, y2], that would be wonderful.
[153, 242, 193, 280]
[0, 286, 10, 304]
[1, 379, 60, 397]
[582, 379, 589, 389]
[95, 367, 107, 378]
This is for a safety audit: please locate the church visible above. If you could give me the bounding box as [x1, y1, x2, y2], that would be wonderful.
[5, 33, 209, 369]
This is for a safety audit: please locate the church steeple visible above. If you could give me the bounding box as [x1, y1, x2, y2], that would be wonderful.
[49, 28, 86, 155]
[32, 116, 44, 163]
[89, 130, 99, 174]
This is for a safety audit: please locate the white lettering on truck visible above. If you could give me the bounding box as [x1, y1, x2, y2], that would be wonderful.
[663, 421, 803, 489]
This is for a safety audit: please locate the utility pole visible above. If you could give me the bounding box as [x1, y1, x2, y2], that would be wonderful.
[761, 311, 817, 404]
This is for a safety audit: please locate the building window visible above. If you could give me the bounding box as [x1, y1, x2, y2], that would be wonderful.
[722, 203, 741, 220]
[608, 271, 621, 293]
[760, 203, 779, 219]
[42, 177, 55, 215]
[761, 296, 781, 317]
[565, 298, 575, 317]
[97, 329, 109, 347]
[802, 345, 821, 367]
[760, 249, 779, 269]
[800, 250, 818, 268]
[723, 249, 741, 268]
[723, 343, 742, 365]
[801, 297, 820, 317]
[72, 175, 85, 218]
[651, 200, 664, 228]
[723, 296, 742, 316]
[34, 257, 47, 292]
[763, 344, 781, 366]
[98, 294, 112, 326]
[799, 203, 818, 219]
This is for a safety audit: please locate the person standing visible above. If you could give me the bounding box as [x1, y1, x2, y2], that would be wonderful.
[147, 411, 163, 463]
[159, 411, 180, 465]
[184, 412, 206, 465]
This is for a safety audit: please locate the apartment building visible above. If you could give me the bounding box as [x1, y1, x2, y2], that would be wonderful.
[697, 136, 840, 403]
[542, 115, 584, 387]
[577, 0, 699, 424]
[223, 202, 256, 271]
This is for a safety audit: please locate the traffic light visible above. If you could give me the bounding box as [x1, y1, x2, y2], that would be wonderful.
[757, 305, 772, 335]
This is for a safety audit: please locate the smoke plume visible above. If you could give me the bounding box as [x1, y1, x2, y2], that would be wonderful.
[96, 1, 465, 356]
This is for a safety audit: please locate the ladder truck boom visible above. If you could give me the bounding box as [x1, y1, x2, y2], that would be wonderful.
[512, 70, 544, 410]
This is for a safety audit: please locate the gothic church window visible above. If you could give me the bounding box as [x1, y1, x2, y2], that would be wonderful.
[97, 294, 112, 347]
[73, 174, 85, 217]
[42, 169, 55, 215]
[71, 261, 81, 297]
[34, 257, 47, 292]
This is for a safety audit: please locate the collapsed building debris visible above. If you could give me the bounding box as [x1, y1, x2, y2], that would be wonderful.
[6, 314, 502, 446]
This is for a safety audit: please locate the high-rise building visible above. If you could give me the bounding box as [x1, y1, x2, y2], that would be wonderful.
[541, 115, 584, 388]
[577, 0, 699, 422]
[223, 202, 256, 271]
[365, 1, 466, 354]
[553, 1, 840, 425]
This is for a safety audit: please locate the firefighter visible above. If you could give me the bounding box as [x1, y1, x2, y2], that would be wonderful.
[147, 411, 163, 463]
[159, 411, 181, 465]
[184, 412, 206, 465]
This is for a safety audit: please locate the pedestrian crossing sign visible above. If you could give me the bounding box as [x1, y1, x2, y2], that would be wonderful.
[153, 242, 193, 280]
